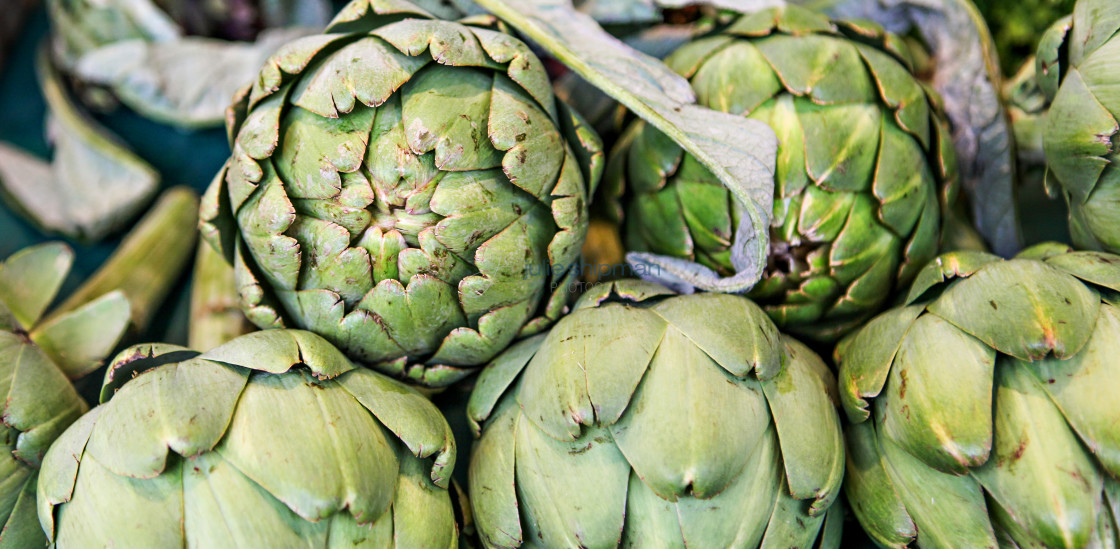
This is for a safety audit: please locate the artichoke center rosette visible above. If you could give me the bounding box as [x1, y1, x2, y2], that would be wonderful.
[467, 279, 845, 549]
[200, 0, 604, 388]
[603, 5, 959, 342]
[37, 329, 460, 548]
[836, 243, 1120, 548]
[0, 244, 131, 549]
[1037, 0, 1120, 254]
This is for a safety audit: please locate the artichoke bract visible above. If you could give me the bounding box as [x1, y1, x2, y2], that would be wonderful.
[605, 5, 957, 342]
[37, 330, 459, 547]
[0, 244, 131, 548]
[201, 0, 603, 388]
[467, 280, 845, 548]
[837, 243, 1120, 548]
[1037, 0, 1120, 254]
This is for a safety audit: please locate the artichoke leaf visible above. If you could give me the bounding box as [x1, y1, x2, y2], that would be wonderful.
[514, 419, 630, 549]
[518, 305, 665, 440]
[973, 365, 1103, 549]
[472, 0, 779, 294]
[904, 249, 1003, 305]
[879, 433, 998, 549]
[677, 426, 783, 549]
[843, 421, 917, 549]
[0, 472, 45, 549]
[652, 293, 783, 379]
[50, 451, 183, 548]
[0, 243, 72, 330]
[835, 305, 923, 422]
[762, 337, 844, 514]
[609, 326, 769, 500]
[391, 453, 458, 549]
[878, 314, 996, 474]
[467, 333, 547, 433]
[758, 476, 829, 549]
[928, 259, 1099, 361]
[181, 451, 335, 547]
[30, 291, 131, 380]
[1024, 303, 1120, 478]
[217, 372, 401, 524]
[620, 471, 688, 548]
[469, 399, 523, 549]
[338, 368, 456, 487]
[36, 407, 102, 541]
[85, 358, 248, 478]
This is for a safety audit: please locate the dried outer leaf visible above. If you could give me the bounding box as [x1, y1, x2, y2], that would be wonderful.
[7, 46, 160, 242]
[72, 28, 322, 129]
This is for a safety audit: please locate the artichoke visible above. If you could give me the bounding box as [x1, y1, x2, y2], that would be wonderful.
[1037, 0, 1120, 254]
[605, 5, 957, 341]
[467, 279, 845, 548]
[837, 243, 1120, 548]
[200, 0, 604, 388]
[0, 243, 131, 548]
[37, 329, 460, 547]
[46, 0, 332, 127]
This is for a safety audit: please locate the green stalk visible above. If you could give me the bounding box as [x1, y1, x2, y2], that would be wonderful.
[50, 187, 199, 331]
[188, 241, 251, 351]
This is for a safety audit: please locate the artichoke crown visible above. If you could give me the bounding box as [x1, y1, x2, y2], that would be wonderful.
[201, 0, 604, 387]
[605, 5, 958, 342]
[467, 279, 845, 548]
[837, 243, 1120, 548]
[37, 329, 459, 547]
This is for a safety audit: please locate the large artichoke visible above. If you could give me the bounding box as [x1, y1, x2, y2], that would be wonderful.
[46, 0, 332, 127]
[0, 243, 131, 548]
[200, 0, 603, 388]
[605, 5, 957, 341]
[467, 279, 845, 548]
[837, 243, 1120, 548]
[1037, 0, 1120, 254]
[37, 329, 460, 547]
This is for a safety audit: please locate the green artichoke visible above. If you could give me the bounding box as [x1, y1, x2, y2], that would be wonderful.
[605, 5, 958, 342]
[200, 0, 604, 388]
[837, 243, 1120, 548]
[47, 0, 332, 127]
[37, 329, 460, 547]
[1037, 0, 1120, 254]
[0, 243, 131, 548]
[468, 279, 845, 548]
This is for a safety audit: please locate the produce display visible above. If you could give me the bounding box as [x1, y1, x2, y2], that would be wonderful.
[0, 0, 1117, 547]
[605, 5, 956, 342]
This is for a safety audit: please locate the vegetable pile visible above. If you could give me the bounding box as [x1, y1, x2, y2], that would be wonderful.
[1, 0, 1116, 547]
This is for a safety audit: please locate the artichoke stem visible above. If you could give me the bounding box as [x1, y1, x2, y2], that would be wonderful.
[188, 240, 251, 351]
[50, 187, 199, 331]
